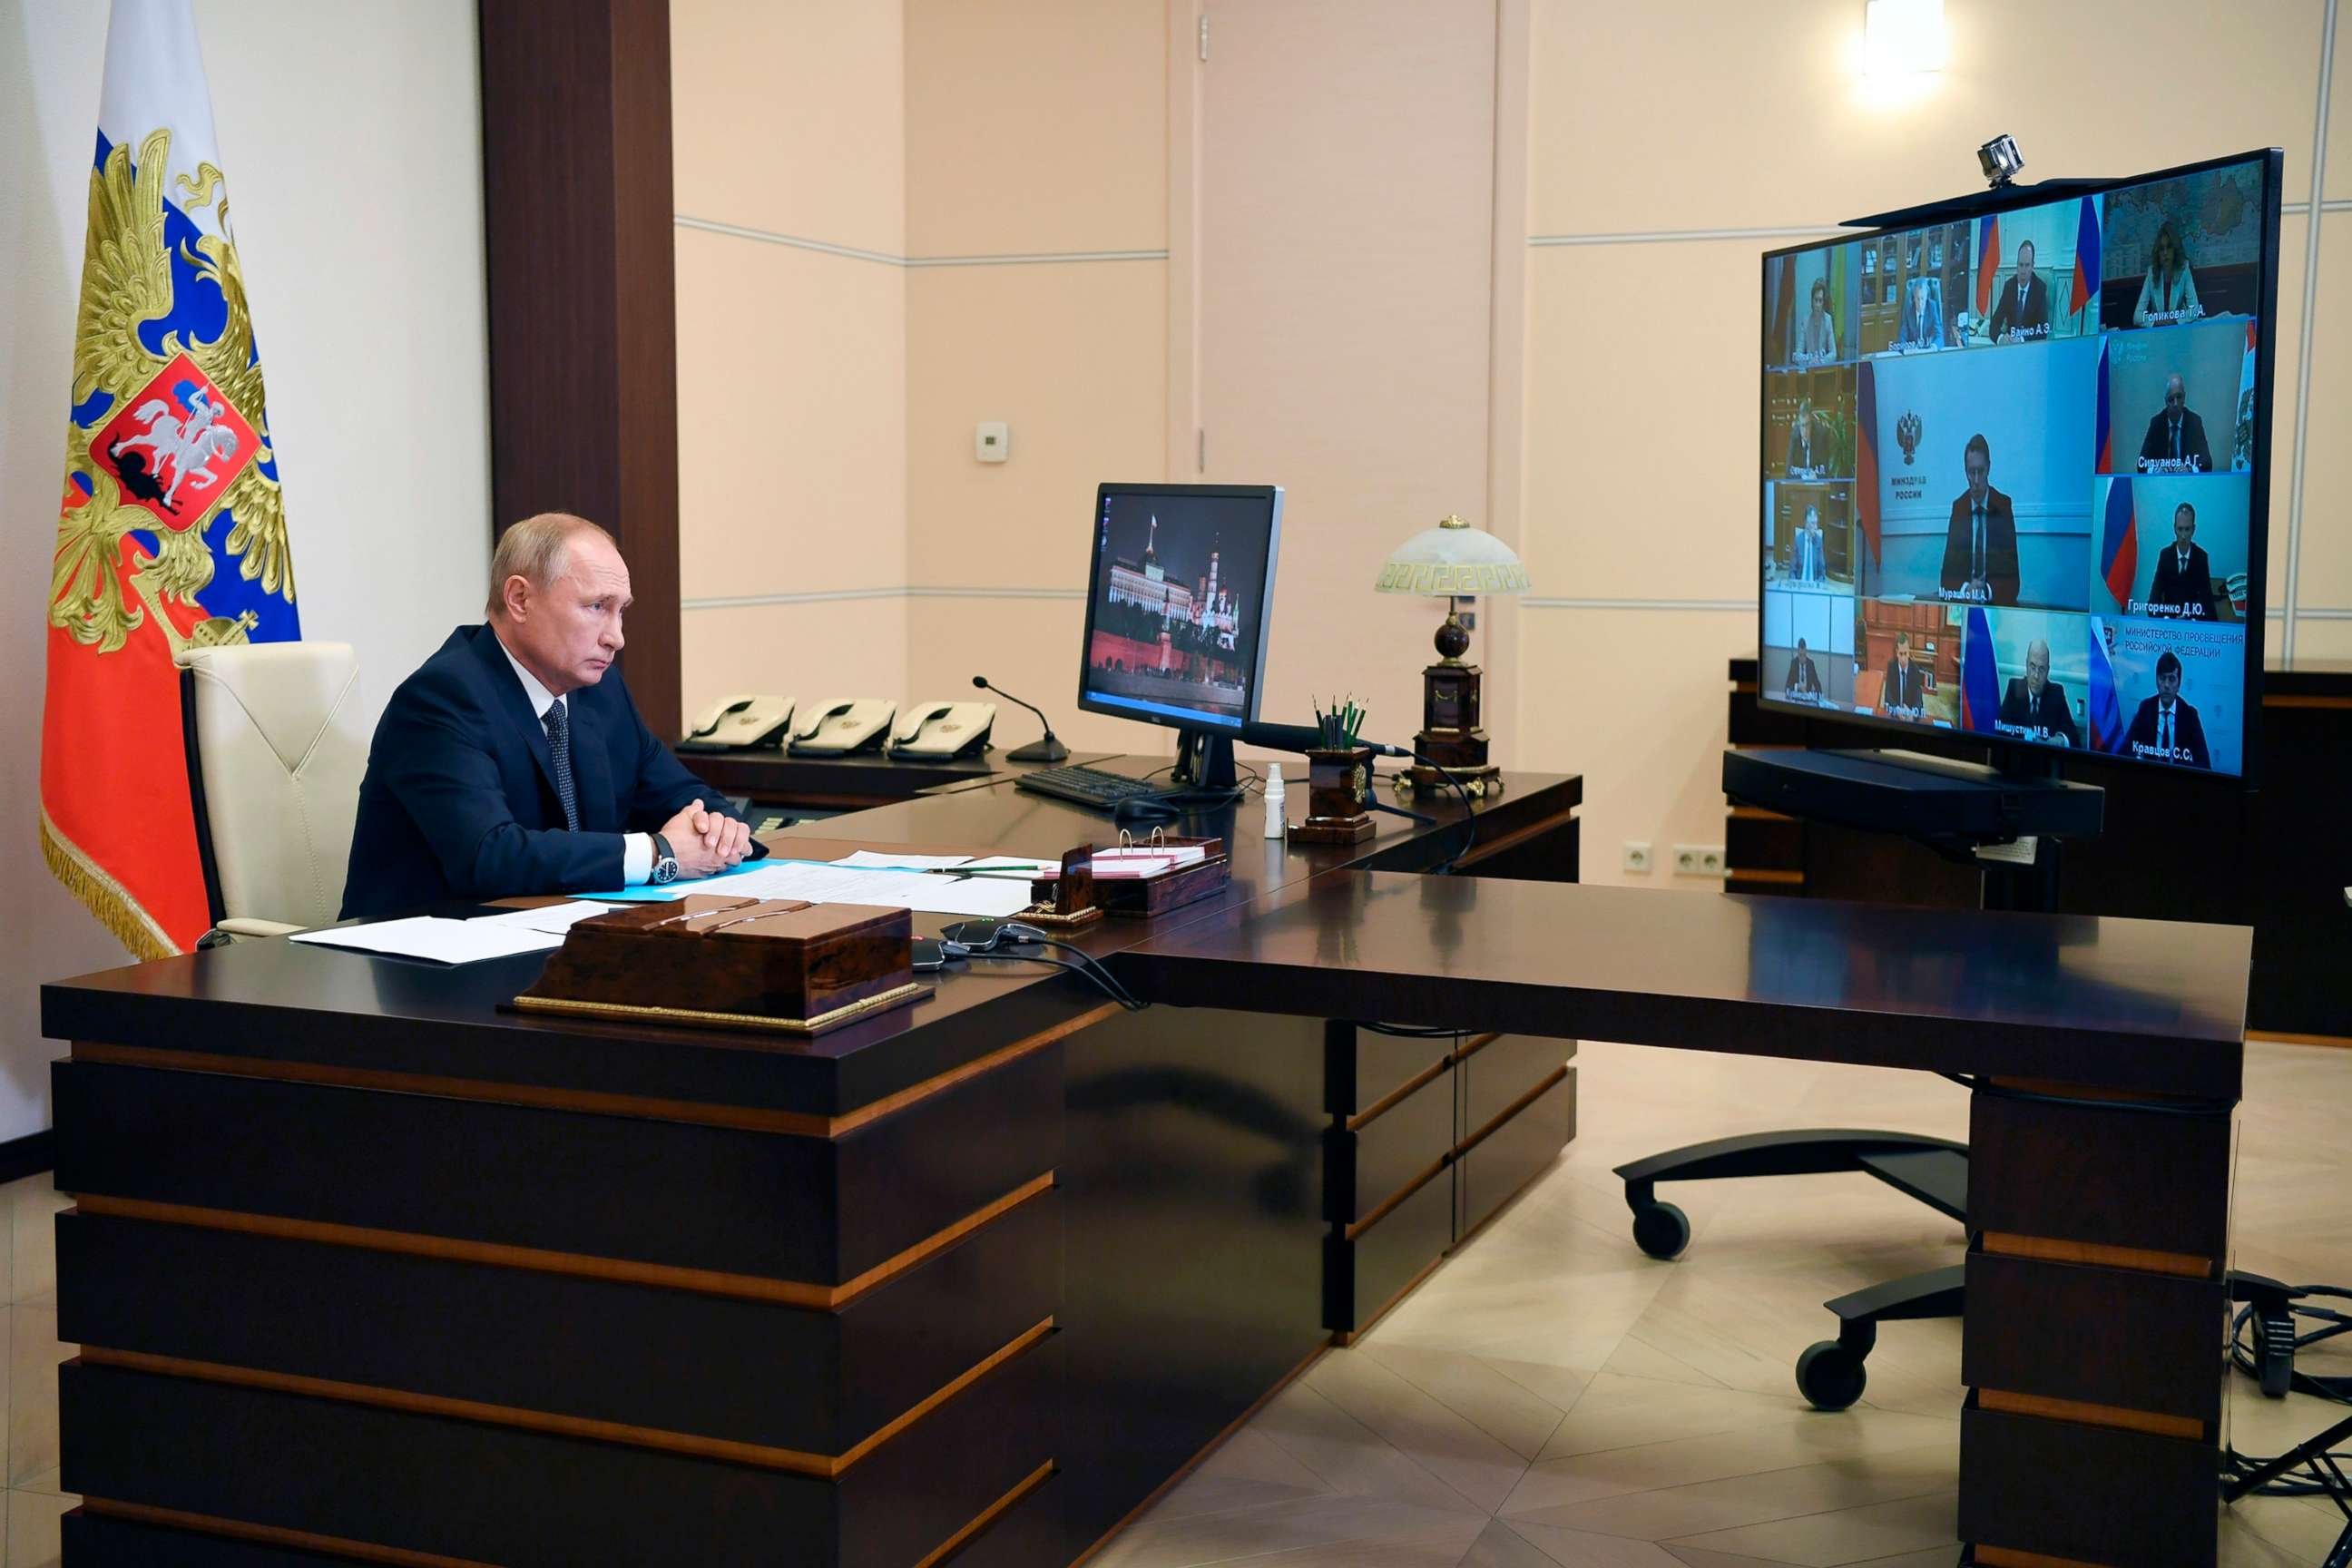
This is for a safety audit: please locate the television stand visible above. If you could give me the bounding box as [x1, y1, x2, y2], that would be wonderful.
[1617, 744, 2106, 1408]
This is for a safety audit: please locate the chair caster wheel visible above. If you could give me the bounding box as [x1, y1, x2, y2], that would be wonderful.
[1796, 1340, 1867, 1410]
[1630, 1200, 1690, 1260]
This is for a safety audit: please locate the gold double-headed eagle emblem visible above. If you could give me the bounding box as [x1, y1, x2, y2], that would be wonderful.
[48, 126, 294, 660]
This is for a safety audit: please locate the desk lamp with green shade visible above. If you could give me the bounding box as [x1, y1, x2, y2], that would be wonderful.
[1374, 514, 1529, 798]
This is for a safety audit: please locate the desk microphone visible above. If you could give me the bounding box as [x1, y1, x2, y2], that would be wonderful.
[973, 676, 1071, 763]
[1238, 719, 1412, 759]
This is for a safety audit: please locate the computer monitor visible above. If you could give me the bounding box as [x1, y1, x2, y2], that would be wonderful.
[1756, 148, 2282, 782]
[1076, 483, 1283, 789]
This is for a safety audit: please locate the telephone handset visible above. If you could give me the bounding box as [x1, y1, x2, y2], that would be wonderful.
[889, 700, 997, 760]
[788, 698, 897, 756]
[680, 693, 794, 751]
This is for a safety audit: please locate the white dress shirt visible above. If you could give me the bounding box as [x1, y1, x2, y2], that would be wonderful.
[496, 636, 654, 884]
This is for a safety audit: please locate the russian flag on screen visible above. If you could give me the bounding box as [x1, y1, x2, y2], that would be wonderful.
[2070, 196, 2102, 317]
[2099, 478, 2139, 609]
[1855, 361, 1880, 574]
[2087, 619, 2127, 753]
[2234, 321, 2259, 471]
[2094, 339, 2112, 472]
[1975, 214, 1999, 321]
[1959, 606, 2000, 733]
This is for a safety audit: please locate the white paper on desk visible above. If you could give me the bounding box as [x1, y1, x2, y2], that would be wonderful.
[290, 916, 565, 964]
[830, 850, 975, 871]
[468, 902, 617, 936]
[710, 861, 1037, 918]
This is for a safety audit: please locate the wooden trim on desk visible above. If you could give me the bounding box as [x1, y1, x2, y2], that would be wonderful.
[71, 1004, 1112, 1139]
[1346, 1054, 1452, 1132]
[1452, 805, 1579, 869]
[912, 1461, 1056, 1568]
[1447, 1032, 1503, 1066]
[1726, 867, 1804, 886]
[77, 1501, 498, 1568]
[1972, 1545, 2115, 1568]
[73, 1171, 1057, 1310]
[1975, 1387, 2203, 1442]
[1453, 1066, 1569, 1161]
[1342, 1156, 1449, 1242]
[1727, 805, 1792, 821]
[1978, 1232, 2212, 1280]
[78, 1318, 1054, 1478]
[2265, 693, 2352, 709]
[2249, 1028, 2352, 1050]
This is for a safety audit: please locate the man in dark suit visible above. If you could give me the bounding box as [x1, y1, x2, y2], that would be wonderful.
[1986, 239, 2050, 344]
[2124, 651, 2210, 769]
[1938, 433, 2020, 605]
[2138, 374, 2212, 473]
[1997, 637, 2081, 746]
[1881, 631, 1927, 715]
[1784, 637, 1823, 699]
[342, 514, 759, 918]
[2147, 502, 2216, 617]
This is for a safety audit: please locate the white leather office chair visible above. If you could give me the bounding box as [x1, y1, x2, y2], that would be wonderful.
[178, 642, 365, 940]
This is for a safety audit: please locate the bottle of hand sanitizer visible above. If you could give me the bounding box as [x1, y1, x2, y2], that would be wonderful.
[1263, 762, 1287, 839]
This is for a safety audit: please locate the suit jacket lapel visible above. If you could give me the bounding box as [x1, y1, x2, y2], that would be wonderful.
[467, 626, 566, 815]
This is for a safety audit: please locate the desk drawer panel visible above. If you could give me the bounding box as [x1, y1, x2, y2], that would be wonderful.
[1324, 1064, 1453, 1224]
[54, 1053, 1061, 1287]
[61, 1332, 1059, 1568]
[1457, 1067, 1574, 1240]
[1959, 1401, 2216, 1567]
[64, 1512, 365, 1566]
[1326, 1024, 1454, 1117]
[57, 1189, 1060, 1456]
[1457, 1035, 1573, 1146]
[1962, 1250, 2223, 1426]
[1966, 1092, 2230, 1262]
[1324, 1168, 1452, 1335]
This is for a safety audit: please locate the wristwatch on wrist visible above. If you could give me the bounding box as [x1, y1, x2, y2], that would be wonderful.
[649, 833, 681, 886]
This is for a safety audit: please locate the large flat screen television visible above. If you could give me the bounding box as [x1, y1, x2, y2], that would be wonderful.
[1757, 149, 2282, 780]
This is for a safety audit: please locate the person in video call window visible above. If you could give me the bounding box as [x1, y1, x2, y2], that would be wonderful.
[1785, 400, 1822, 477]
[1785, 636, 1823, 699]
[1794, 276, 1838, 365]
[2147, 502, 2217, 618]
[1938, 433, 2020, 606]
[2133, 220, 2203, 328]
[2125, 650, 2210, 768]
[1986, 239, 2050, 344]
[2139, 373, 2212, 473]
[1899, 277, 1943, 349]
[1997, 637, 2080, 747]
[1789, 505, 1829, 584]
[1881, 630, 1927, 715]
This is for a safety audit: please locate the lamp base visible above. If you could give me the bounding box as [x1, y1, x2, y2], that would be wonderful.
[1006, 736, 1072, 763]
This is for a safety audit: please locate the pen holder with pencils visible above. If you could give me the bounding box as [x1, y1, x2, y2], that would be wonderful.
[1291, 747, 1377, 845]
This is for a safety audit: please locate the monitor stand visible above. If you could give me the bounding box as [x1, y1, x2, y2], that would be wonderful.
[1171, 726, 1238, 792]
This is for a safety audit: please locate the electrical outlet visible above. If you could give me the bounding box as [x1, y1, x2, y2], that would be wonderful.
[1674, 844, 1727, 877]
[1622, 841, 1652, 874]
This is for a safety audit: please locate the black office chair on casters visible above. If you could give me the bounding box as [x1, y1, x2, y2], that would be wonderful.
[1615, 1130, 1970, 1409]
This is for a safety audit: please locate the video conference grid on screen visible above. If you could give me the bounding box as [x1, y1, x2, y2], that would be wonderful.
[1758, 155, 2271, 778]
[1081, 491, 1274, 730]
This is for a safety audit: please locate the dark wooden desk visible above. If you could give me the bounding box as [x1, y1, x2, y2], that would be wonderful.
[1120, 872, 2250, 1566]
[41, 764, 1583, 1568]
[680, 747, 1121, 810]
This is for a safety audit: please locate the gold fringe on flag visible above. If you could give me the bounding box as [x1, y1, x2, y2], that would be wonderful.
[39, 806, 179, 961]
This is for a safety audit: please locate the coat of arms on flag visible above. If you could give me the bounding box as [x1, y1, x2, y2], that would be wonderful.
[41, 0, 299, 958]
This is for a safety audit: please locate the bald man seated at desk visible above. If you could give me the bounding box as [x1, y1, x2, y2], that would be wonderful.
[341, 513, 759, 919]
[1997, 637, 2080, 746]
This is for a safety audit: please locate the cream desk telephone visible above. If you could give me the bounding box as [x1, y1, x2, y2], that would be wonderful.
[788, 698, 897, 756]
[888, 700, 996, 759]
[678, 694, 794, 752]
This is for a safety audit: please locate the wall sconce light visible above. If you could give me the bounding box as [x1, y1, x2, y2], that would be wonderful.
[1864, 0, 1948, 77]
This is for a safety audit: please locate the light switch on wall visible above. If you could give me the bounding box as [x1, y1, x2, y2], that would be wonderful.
[975, 421, 1009, 463]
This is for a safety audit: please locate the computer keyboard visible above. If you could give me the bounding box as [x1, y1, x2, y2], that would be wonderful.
[1014, 764, 1168, 811]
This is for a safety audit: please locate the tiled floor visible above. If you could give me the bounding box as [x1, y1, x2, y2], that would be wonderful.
[1094, 1039, 2352, 1568]
[2, 1042, 2343, 1567]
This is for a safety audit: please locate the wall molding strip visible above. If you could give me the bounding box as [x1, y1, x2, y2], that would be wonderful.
[674, 214, 1164, 269]
[1531, 223, 1841, 247]
[1522, 596, 1754, 612]
[683, 585, 1086, 612]
[2284, 0, 2339, 666]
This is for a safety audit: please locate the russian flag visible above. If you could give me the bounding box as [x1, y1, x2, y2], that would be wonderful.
[2094, 338, 2112, 472]
[1975, 213, 1999, 322]
[1959, 605, 2000, 733]
[2099, 478, 2139, 610]
[1855, 361, 1880, 578]
[2087, 619, 2127, 753]
[2070, 195, 2102, 318]
[2233, 321, 2258, 470]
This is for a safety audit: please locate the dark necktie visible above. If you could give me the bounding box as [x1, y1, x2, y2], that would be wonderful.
[543, 699, 580, 831]
[2161, 703, 2174, 754]
[1973, 505, 1985, 583]
[2171, 418, 2180, 461]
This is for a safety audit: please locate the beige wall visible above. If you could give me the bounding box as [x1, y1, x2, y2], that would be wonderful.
[1520, 0, 2345, 883]
[0, 0, 492, 1140]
